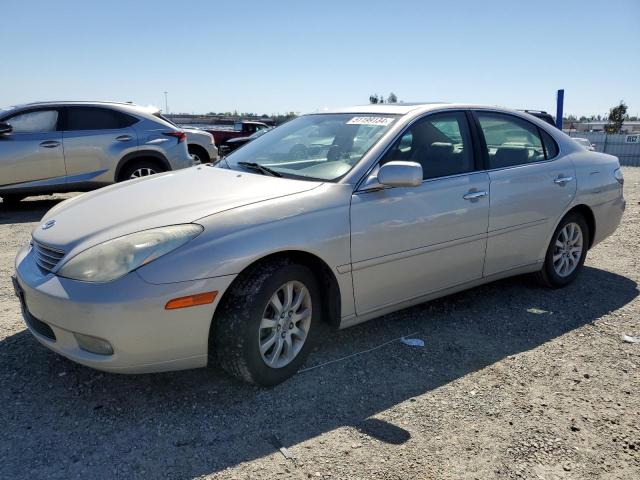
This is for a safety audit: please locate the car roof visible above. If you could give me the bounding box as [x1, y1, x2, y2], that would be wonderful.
[8, 101, 159, 115]
[317, 102, 448, 115]
[311, 102, 536, 117]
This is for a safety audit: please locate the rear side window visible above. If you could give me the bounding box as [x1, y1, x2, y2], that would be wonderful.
[7, 110, 58, 133]
[65, 107, 137, 130]
[540, 129, 559, 158]
[476, 112, 546, 169]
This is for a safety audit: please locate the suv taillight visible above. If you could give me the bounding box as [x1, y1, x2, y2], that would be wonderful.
[164, 131, 186, 143]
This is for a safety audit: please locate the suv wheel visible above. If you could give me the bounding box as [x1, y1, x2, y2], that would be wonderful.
[119, 160, 166, 182]
[212, 259, 319, 386]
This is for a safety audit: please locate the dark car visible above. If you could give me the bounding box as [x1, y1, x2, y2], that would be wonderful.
[218, 127, 271, 156]
[518, 110, 556, 128]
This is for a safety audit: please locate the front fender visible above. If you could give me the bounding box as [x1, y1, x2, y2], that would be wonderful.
[136, 183, 352, 277]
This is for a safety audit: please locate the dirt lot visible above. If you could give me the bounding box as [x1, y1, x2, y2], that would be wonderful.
[0, 168, 638, 480]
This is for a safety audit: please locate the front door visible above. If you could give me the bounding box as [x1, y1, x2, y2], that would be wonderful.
[0, 109, 66, 187]
[350, 111, 490, 315]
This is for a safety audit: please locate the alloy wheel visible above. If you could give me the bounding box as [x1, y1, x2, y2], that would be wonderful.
[258, 281, 312, 368]
[552, 222, 583, 277]
[130, 168, 157, 179]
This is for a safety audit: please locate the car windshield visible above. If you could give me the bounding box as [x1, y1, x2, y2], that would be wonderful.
[224, 113, 399, 181]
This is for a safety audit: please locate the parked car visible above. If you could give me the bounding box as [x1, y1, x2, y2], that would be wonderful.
[0, 101, 193, 205]
[518, 109, 556, 127]
[218, 127, 271, 156]
[203, 120, 270, 147]
[183, 128, 218, 163]
[13, 103, 625, 386]
[153, 116, 218, 164]
[573, 137, 596, 151]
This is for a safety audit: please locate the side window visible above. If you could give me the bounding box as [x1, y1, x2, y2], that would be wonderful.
[7, 110, 58, 133]
[65, 107, 134, 130]
[477, 113, 546, 168]
[540, 129, 559, 159]
[381, 112, 474, 180]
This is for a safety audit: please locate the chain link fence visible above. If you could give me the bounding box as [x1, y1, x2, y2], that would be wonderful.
[567, 132, 640, 166]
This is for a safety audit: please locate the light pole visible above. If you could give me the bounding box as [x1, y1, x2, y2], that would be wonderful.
[163, 91, 169, 114]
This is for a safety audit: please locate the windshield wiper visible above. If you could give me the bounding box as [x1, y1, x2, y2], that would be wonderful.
[237, 161, 282, 177]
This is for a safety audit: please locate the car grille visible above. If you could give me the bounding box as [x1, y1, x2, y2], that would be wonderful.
[32, 240, 65, 272]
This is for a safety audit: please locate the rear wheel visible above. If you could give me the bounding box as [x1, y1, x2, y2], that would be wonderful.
[118, 159, 166, 182]
[1, 195, 25, 206]
[212, 259, 319, 386]
[188, 145, 209, 164]
[536, 212, 589, 288]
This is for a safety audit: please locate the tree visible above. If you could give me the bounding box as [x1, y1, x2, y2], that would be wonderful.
[387, 92, 398, 103]
[369, 94, 379, 104]
[604, 101, 628, 133]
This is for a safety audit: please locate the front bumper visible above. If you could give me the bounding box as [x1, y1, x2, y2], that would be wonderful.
[14, 245, 235, 373]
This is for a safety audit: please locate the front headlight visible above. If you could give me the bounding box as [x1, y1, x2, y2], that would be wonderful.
[58, 224, 203, 282]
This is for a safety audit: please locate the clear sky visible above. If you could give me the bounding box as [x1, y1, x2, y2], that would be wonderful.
[2, 0, 639, 117]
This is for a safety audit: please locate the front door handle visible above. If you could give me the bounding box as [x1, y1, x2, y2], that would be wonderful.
[554, 175, 574, 186]
[116, 135, 133, 142]
[463, 190, 488, 202]
[39, 140, 60, 148]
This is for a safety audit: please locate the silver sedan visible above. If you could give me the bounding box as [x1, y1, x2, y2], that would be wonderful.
[13, 103, 625, 385]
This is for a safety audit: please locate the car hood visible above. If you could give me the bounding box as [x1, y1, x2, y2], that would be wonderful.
[33, 166, 322, 255]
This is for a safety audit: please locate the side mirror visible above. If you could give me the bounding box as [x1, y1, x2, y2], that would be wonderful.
[0, 122, 12, 135]
[361, 161, 423, 191]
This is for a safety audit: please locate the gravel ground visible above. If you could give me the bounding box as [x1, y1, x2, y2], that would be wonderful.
[0, 168, 638, 480]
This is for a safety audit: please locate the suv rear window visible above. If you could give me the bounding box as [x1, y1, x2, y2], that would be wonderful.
[65, 107, 137, 130]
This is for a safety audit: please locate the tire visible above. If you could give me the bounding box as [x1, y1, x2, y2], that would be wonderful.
[1, 195, 25, 206]
[535, 212, 589, 288]
[118, 159, 166, 182]
[212, 259, 320, 386]
[188, 145, 209, 164]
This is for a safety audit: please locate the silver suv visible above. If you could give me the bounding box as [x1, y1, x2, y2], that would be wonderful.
[0, 101, 193, 205]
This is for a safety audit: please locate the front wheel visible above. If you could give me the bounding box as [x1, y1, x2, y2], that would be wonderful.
[536, 213, 589, 288]
[212, 259, 319, 386]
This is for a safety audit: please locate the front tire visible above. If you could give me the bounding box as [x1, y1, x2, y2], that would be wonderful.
[536, 212, 589, 288]
[212, 259, 319, 386]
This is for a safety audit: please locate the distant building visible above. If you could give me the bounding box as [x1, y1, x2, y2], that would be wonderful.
[564, 121, 640, 133]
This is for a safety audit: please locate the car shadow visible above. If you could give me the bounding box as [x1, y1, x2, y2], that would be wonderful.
[0, 198, 67, 225]
[0, 266, 637, 478]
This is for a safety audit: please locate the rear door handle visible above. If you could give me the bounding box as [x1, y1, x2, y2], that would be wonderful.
[554, 175, 574, 186]
[116, 135, 133, 142]
[463, 190, 488, 201]
[39, 140, 60, 148]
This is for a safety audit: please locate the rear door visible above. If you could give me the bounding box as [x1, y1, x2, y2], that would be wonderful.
[473, 111, 576, 276]
[61, 107, 139, 183]
[0, 108, 66, 187]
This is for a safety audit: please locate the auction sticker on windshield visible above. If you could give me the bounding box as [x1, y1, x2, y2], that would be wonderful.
[347, 116, 395, 126]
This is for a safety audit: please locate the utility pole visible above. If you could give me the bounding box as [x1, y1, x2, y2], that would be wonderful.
[163, 91, 169, 114]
